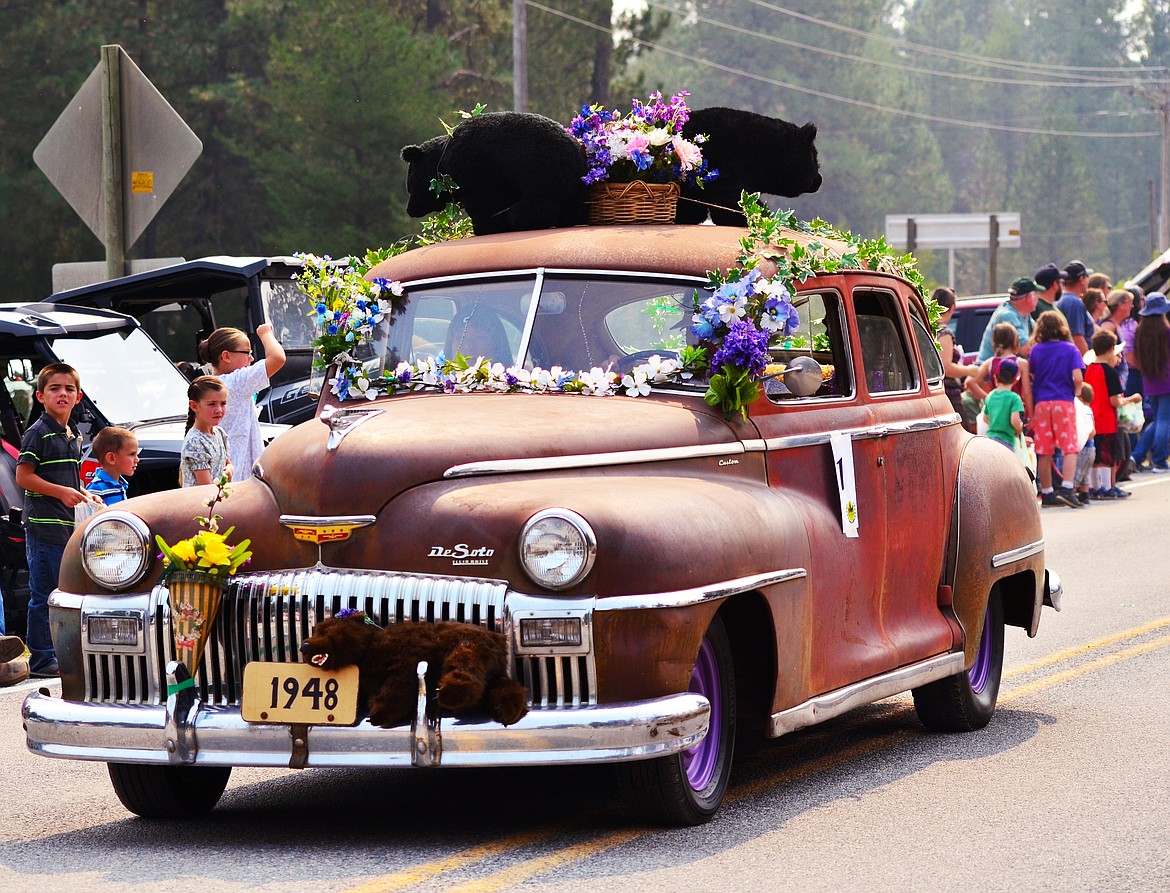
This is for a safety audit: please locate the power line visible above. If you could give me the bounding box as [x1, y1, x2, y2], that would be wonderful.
[746, 0, 1167, 81]
[525, 1, 1160, 138]
[647, 0, 1149, 89]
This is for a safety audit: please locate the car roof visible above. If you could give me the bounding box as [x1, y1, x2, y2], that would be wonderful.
[45, 256, 305, 307]
[1128, 247, 1170, 296]
[0, 302, 138, 338]
[367, 224, 879, 286]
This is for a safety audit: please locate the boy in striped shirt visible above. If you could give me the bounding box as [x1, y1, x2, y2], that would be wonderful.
[85, 426, 139, 505]
[15, 363, 88, 677]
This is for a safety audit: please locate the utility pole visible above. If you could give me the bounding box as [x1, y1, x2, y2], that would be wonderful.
[1133, 69, 1170, 252]
[100, 45, 125, 281]
[513, 0, 528, 113]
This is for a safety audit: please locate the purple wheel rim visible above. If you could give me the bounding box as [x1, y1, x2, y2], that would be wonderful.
[683, 635, 721, 791]
[967, 602, 993, 694]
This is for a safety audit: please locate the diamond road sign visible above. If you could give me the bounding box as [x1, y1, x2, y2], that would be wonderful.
[33, 48, 202, 250]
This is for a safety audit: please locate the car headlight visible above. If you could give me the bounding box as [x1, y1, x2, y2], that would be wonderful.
[81, 511, 152, 590]
[519, 509, 596, 591]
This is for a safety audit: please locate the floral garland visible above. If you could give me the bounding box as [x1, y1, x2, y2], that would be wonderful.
[299, 194, 927, 417]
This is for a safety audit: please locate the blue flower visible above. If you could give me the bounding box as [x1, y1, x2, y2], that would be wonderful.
[691, 315, 715, 340]
[327, 323, 339, 335]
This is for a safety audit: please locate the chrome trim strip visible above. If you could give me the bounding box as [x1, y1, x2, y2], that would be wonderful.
[769, 652, 964, 737]
[763, 412, 961, 451]
[23, 692, 710, 768]
[279, 515, 377, 529]
[596, 568, 806, 612]
[445, 441, 749, 478]
[992, 539, 1045, 569]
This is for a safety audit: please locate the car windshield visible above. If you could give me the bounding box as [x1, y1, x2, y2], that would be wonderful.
[49, 326, 192, 423]
[356, 273, 703, 384]
[262, 278, 318, 350]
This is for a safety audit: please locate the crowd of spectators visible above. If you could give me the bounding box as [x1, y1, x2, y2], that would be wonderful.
[937, 260, 1167, 508]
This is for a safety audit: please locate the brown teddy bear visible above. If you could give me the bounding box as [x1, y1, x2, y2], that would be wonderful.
[299, 610, 529, 728]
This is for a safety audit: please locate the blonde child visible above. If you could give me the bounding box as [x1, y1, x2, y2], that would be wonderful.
[181, 376, 233, 488]
[200, 325, 286, 482]
[966, 321, 1034, 424]
[1073, 382, 1096, 505]
[85, 426, 139, 505]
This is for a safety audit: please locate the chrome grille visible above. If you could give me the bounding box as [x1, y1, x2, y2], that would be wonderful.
[84, 569, 596, 710]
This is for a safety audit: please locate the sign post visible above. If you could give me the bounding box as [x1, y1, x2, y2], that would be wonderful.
[34, 45, 202, 286]
[885, 213, 1021, 292]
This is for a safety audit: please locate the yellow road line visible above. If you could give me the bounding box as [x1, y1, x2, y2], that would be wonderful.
[1001, 632, 1170, 704]
[341, 618, 1170, 893]
[1004, 615, 1170, 680]
[342, 827, 561, 893]
[441, 828, 645, 893]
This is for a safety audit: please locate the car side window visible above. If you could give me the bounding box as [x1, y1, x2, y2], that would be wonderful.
[764, 290, 853, 401]
[910, 311, 945, 385]
[853, 290, 917, 394]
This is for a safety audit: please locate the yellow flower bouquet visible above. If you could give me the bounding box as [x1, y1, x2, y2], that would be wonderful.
[155, 475, 251, 677]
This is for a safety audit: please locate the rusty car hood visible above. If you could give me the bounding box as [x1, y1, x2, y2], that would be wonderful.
[261, 391, 742, 517]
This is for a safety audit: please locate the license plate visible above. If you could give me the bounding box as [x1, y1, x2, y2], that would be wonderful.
[241, 662, 360, 725]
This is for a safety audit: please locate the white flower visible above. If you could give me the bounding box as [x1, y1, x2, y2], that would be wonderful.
[646, 127, 671, 147]
[672, 135, 703, 171]
[716, 296, 747, 324]
[578, 367, 617, 395]
[621, 369, 652, 397]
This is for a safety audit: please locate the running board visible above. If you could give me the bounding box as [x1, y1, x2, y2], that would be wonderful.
[769, 652, 965, 738]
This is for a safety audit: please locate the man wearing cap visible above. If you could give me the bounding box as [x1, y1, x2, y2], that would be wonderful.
[977, 277, 1042, 362]
[1033, 263, 1065, 319]
[1057, 260, 1096, 355]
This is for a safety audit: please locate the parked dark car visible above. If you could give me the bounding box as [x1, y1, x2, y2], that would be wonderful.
[25, 224, 1060, 825]
[950, 294, 1005, 364]
[45, 256, 318, 426]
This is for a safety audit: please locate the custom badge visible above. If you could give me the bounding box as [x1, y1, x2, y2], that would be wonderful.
[280, 515, 375, 544]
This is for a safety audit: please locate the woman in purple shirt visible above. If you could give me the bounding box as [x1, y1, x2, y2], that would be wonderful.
[1029, 311, 1086, 507]
[1130, 293, 1170, 472]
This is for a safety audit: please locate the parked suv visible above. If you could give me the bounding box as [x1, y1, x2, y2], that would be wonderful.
[24, 224, 1060, 825]
[46, 256, 318, 426]
[949, 293, 1005, 364]
[0, 303, 285, 632]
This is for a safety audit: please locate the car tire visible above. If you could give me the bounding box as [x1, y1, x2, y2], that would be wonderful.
[913, 590, 1004, 732]
[107, 763, 231, 818]
[615, 614, 736, 825]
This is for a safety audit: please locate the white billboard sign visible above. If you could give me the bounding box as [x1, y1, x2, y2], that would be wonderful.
[884, 213, 1021, 250]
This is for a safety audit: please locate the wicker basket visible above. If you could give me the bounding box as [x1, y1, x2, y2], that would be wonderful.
[587, 180, 680, 225]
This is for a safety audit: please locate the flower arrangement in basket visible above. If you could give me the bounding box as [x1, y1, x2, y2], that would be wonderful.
[155, 475, 253, 677]
[567, 90, 717, 224]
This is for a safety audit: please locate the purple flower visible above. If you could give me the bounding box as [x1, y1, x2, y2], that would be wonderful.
[712, 320, 770, 377]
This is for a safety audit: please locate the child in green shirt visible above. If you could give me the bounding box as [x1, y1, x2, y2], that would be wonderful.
[983, 357, 1025, 450]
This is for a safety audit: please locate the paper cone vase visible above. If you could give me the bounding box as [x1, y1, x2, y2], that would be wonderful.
[168, 571, 226, 678]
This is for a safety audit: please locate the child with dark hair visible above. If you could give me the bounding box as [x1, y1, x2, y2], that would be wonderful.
[982, 357, 1025, 451]
[1029, 311, 1086, 508]
[181, 376, 233, 488]
[1086, 330, 1142, 498]
[14, 363, 90, 675]
[966, 322, 1033, 428]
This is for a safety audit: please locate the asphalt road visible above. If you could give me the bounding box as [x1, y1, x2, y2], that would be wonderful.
[1, 476, 1168, 892]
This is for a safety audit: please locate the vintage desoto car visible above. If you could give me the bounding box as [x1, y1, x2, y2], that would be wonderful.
[23, 222, 1060, 825]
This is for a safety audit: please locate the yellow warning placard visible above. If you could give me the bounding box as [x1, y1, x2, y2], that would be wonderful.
[130, 171, 154, 193]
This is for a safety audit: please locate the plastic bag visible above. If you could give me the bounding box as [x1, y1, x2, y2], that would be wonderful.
[1014, 435, 1037, 480]
[74, 497, 103, 526]
[1117, 401, 1144, 434]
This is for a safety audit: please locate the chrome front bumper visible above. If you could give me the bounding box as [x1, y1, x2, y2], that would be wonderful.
[23, 688, 711, 769]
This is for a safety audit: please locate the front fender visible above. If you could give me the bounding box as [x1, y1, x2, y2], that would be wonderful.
[949, 436, 1046, 666]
